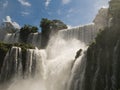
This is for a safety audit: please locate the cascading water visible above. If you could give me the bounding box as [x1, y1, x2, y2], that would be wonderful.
[1, 32, 41, 48]
[0, 31, 87, 90]
[0, 47, 22, 82]
[58, 24, 96, 44]
[27, 33, 41, 48]
[3, 33, 19, 43]
[66, 51, 87, 90]
[0, 7, 109, 90]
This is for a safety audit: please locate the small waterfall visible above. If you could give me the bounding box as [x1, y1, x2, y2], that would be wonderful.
[27, 33, 41, 48]
[0, 47, 43, 82]
[58, 24, 96, 45]
[23, 48, 45, 78]
[67, 51, 87, 90]
[3, 33, 19, 43]
[2, 32, 41, 47]
[0, 47, 22, 82]
[24, 49, 35, 77]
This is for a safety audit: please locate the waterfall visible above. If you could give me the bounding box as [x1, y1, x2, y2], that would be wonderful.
[0, 7, 109, 90]
[27, 33, 41, 48]
[3, 33, 19, 43]
[58, 24, 96, 44]
[0, 8, 108, 47]
[0, 47, 22, 82]
[66, 52, 87, 90]
[0, 32, 87, 90]
[2, 32, 41, 48]
[0, 47, 42, 82]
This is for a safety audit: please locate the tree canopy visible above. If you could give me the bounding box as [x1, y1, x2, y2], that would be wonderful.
[20, 24, 38, 43]
[40, 18, 67, 48]
[40, 18, 67, 34]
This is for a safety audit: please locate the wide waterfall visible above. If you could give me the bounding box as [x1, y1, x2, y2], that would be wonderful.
[0, 7, 109, 90]
[0, 32, 87, 90]
[0, 23, 96, 47]
[58, 24, 96, 44]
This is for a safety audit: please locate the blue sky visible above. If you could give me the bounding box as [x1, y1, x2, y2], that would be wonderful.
[0, 0, 109, 29]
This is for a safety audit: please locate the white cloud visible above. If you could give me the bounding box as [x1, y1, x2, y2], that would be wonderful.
[21, 11, 30, 16]
[45, 0, 51, 7]
[4, 16, 11, 22]
[62, 0, 71, 4]
[3, 1, 8, 8]
[12, 22, 21, 29]
[18, 0, 31, 7]
[3, 16, 20, 29]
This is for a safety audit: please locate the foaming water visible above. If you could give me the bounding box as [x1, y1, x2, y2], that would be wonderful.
[1, 34, 87, 90]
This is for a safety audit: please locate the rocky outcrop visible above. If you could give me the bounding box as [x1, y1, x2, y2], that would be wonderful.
[93, 8, 109, 30]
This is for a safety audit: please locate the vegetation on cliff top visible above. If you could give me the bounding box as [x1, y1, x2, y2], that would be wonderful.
[19, 19, 67, 48]
[40, 18, 67, 48]
[20, 24, 38, 43]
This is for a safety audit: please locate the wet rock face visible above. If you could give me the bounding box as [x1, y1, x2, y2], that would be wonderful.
[93, 8, 109, 30]
[84, 38, 120, 90]
[75, 49, 82, 60]
[69, 1, 120, 90]
[83, 1, 120, 89]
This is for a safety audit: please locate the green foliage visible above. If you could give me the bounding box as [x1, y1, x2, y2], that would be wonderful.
[40, 18, 52, 30]
[40, 18, 67, 48]
[40, 18, 52, 38]
[13, 43, 35, 50]
[40, 18, 67, 34]
[51, 20, 67, 31]
[20, 24, 38, 43]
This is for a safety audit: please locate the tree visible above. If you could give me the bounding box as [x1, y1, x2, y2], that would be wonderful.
[20, 24, 38, 43]
[40, 18, 67, 48]
[52, 19, 67, 31]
